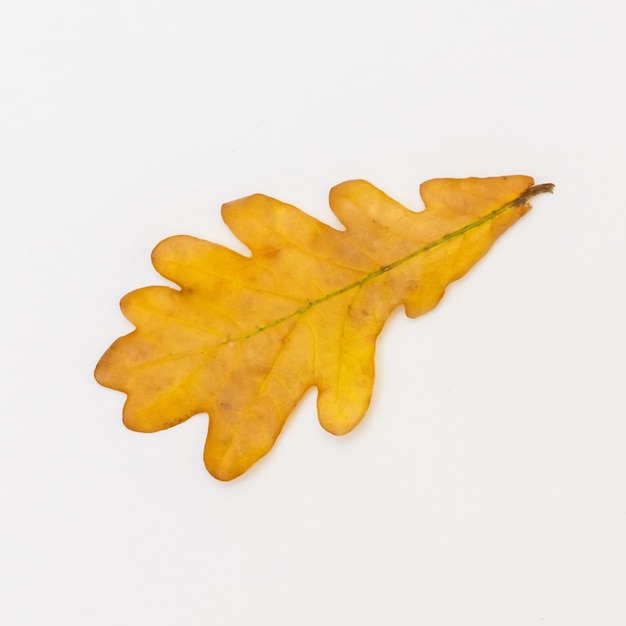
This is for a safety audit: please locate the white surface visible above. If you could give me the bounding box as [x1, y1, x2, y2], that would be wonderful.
[2, 1, 625, 624]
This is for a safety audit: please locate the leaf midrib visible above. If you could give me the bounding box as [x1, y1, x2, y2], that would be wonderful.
[231, 184, 553, 343]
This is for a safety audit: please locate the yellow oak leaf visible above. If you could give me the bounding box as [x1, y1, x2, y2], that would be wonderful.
[95, 176, 553, 480]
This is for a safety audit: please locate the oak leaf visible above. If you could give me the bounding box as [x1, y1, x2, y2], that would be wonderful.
[95, 176, 552, 480]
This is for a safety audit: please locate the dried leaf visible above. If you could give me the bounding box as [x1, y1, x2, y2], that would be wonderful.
[95, 176, 553, 480]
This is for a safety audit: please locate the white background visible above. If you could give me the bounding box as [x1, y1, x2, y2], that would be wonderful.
[2, 1, 625, 624]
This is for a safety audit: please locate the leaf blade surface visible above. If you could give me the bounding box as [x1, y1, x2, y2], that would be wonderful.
[95, 175, 551, 480]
